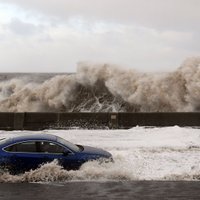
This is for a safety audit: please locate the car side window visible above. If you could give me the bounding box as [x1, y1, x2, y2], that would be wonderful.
[4, 141, 38, 153]
[39, 141, 66, 154]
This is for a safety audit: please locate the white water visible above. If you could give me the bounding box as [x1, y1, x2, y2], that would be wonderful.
[0, 126, 200, 183]
[0, 57, 200, 112]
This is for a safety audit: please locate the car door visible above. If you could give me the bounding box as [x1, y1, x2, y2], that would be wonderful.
[3, 141, 46, 173]
[38, 141, 81, 170]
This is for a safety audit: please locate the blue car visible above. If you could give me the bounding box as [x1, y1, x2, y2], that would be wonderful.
[0, 134, 112, 174]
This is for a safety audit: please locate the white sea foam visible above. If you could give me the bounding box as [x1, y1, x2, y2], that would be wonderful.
[0, 57, 200, 112]
[0, 126, 200, 183]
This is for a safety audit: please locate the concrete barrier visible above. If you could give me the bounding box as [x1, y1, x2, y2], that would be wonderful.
[118, 112, 200, 128]
[14, 113, 25, 130]
[0, 112, 199, 130]
[0, 113, 14, 130]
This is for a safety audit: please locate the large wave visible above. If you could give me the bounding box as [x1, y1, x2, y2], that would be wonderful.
[0, 57, 200, 112]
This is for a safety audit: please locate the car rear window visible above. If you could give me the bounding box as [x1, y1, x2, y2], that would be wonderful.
[4, 141, 37, 153]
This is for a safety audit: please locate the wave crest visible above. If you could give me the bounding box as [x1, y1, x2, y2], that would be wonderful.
[0, 57, 200, 112]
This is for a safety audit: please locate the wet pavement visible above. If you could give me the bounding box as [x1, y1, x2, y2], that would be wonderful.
[0, 181, 200, 200]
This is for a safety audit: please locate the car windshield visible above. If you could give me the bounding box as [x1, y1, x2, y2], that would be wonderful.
[57, 137, 80, 152]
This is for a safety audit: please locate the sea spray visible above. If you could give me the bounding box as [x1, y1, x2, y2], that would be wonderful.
[0, 57, 200, 112]
[0, 159, 133, 183]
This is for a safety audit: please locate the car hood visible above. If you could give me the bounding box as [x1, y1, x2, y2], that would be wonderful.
[80, 145, 112, 158]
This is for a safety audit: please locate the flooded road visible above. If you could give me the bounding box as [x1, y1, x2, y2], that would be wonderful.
[1, 127, 200, 182]
[0, 181, 200, 200]
[0, 127, 200, 199]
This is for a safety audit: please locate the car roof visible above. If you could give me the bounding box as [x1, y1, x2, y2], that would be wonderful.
[0, 134, 58, 146]
[13, 133, 58, 142]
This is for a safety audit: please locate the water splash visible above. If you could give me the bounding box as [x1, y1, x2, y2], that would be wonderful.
[0, 126, 200, 183]
[0, 159, 134, 183]
[0, 57, 200, 112]
[0, 157, 200, 183]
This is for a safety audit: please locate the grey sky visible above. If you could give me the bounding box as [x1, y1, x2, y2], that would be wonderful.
[0, 0, 199, 72]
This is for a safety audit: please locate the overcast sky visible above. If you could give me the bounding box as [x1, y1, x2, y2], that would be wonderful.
[0, 0, 199, 72]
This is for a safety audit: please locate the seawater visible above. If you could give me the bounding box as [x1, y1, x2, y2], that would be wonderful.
[0, 126, 200, 183]
[1, 181, 200, 200]
[0, 57, 200, 112]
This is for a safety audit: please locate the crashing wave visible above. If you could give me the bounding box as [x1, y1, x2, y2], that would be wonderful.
[0, 57, 200, 112]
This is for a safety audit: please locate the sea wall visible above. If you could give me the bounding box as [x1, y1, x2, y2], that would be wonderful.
[0, 112, 199, 130]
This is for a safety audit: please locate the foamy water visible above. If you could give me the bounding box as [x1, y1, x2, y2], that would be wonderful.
[0, 126, 200, 183]
[0, 57, 200, 112]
